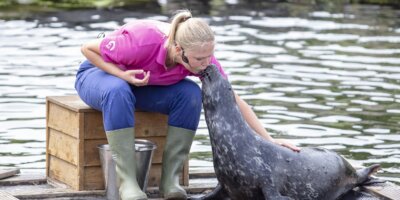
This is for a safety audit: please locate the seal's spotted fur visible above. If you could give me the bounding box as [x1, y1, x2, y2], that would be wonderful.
[197, 64, 380, 200]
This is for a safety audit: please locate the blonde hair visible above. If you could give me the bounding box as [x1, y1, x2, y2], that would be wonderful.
[165, 10, 215, 51]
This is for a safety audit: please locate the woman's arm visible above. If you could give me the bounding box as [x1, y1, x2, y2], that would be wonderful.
[234, 92, 300, 152]
[80, 39, 150, 86]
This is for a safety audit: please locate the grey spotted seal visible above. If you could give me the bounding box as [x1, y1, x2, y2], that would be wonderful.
[196, 64, 380, 200]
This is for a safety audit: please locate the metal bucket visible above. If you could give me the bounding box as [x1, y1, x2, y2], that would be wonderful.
[98, 139, 157, 200]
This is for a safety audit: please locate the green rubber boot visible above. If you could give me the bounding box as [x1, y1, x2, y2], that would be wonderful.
[106, 128, 147, 200]
[160, 126, 195, 200]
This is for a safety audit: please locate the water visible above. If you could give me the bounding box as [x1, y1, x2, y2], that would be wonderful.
[0, 1, 399, 185]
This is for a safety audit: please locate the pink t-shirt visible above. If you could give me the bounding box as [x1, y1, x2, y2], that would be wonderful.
[100, 20, 227, 86]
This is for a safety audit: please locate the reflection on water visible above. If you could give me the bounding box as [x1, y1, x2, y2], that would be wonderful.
[0, 1, 399, 184]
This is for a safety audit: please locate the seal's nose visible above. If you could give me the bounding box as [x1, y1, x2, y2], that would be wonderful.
[199, 65, 210, 78]
[199, 67, 212, 83]
[200, 64, 218, 82]
[199, 72, 208, 83]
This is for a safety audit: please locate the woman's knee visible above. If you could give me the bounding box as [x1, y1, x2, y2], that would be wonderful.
[178, 80, 202, 111]
[74, 66, 136, 131]
[101, 80, 136, 131]
[77, 70, 135, 112]
[102, 80, 136, 109]
[168, 80, 202, 130]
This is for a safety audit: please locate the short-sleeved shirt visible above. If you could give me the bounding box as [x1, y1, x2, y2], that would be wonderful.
[99, 20, 227, 86]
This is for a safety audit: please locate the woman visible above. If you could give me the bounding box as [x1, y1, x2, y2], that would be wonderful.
[76, 10, 300, 200]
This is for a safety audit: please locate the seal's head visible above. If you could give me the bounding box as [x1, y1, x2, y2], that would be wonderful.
[200, 64, 235, 110]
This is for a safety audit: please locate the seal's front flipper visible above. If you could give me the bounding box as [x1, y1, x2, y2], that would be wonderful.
[189, 184, 230, 200]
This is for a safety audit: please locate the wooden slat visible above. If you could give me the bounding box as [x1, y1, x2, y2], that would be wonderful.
[77, 112, 85, 191]
[364, 182, 400, 200]
[46, 96, 95, 113]
[12, 187, 105, 199]
[147, 164, 161, 188]
[0, 191, 19, 200]
[83, 166, 104, 190]
[135, 112, 168, 137]
[45, 100, 50, 182]
[84, 112, 106, 140]
[182, 159, 189, 186]
[47, 156, 79, 190]
[0, 168, 20, 180]
[47, 102, 80, 138]
[83, 139, 108, 166]
[0, 172, 46, 186]
[48, 129, 79, 165]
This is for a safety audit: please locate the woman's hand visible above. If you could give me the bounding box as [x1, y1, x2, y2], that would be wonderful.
[274, 139, 301, 152]
[122, 70, 150, 86]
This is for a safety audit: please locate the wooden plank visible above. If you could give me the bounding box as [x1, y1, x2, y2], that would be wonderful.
[84, 139, 108, 166]
[147, 164, 161, 188]
[0, 191, 19, 200]
[48, 129, 79, 166]
[82, 111, 168, 140]
[84, 112, 106, 140]
[78, 112, 85, 191]
[0, 172, 46, 186]
[189, 168, 215, 179]
[45, 100, 50, 183]
[135, 112, 168, 137]
[47, 102, 80, 138]
[83, 167, 105, 190]
[0, 168, 20, 180]
[47, 156, 79, 190]
[46, 96, 96, 113]
[364, 182, 400, 200]
[182, 159, 189, 186]
[12, 187, 105, 199]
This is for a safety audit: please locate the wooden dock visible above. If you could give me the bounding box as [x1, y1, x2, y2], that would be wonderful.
[0, 169, 216, 200]
[0, 169, 399, 200]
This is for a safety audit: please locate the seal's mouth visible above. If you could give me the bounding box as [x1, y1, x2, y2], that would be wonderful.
[199, 67, 209, 82]
[199, 65, 211, 78]
[200, 64, 216, 82]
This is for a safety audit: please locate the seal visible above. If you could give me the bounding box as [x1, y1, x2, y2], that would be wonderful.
[196, 64, 381, 200]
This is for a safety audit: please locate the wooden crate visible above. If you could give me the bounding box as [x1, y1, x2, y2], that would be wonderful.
[46, 95, 189, 191]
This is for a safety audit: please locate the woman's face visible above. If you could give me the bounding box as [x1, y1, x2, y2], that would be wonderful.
[181, 41, 214, 74]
